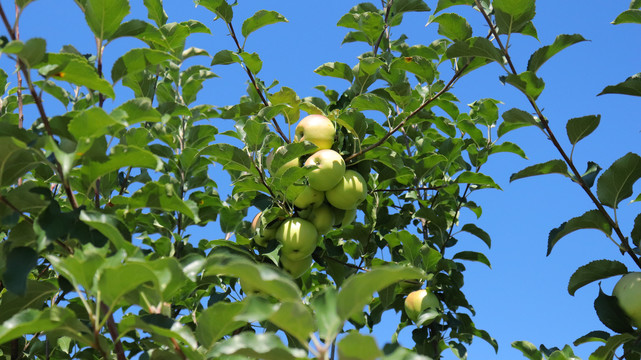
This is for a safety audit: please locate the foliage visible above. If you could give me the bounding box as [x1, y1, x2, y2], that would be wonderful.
[0, 0, 638, 360]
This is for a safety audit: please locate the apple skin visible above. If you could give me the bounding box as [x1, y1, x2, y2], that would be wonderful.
[280, 254, 313, 279]
[326, 170, 368, 210]
[251, 212, 276, 247]
[404, 288, 442, 324]
[304, 149, 346, 191]
[294, 114, 335, 150]
[276, 218, 319, 261]
[332, 207, 357, 228]
[292, 185, 325, 209]
[302, 203, 335, 235]
[613, 272, 641, 327]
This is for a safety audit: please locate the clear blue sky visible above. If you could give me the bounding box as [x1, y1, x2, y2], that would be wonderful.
[5, 0, 641, 358]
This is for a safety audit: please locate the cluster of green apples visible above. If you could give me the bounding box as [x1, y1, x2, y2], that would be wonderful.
[252, 114, 368, 279]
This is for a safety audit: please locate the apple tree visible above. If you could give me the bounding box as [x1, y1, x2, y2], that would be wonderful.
[0, 0, 638, 359]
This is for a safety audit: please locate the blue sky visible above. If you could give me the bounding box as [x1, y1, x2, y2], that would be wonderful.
[4, 0, 641, 358]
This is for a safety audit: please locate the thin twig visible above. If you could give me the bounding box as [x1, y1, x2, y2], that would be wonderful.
[100, 303, 127, 360]
[373, 0, 394, 55]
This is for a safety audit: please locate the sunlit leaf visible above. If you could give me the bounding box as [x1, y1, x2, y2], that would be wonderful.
[510, 160, 570, 182]
[84, 0, 130, 40]
[207, 332, 307, 359]
[337, 332, 383, 360]
[241, 10, 288, 38]
[596, 152, 641, 208]
[527, 34, 587, 73]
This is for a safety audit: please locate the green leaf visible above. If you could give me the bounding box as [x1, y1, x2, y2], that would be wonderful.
[314, 62, 354, 83]
[428, 13, 472, 41]
[195, 0, 233, 23]
[309, 287, 342, 341]
[68, 107, 120, 139]
[500, 71, 545, 100]
[241, 10, 288, 39]
[435, 0, 474, 13]
[590, 334, 636, 360]
[211, 49, 241, 66]
[47, 250, 107, 291]
[16, 0, 36, 10]
[547, 210, 612, 256]
[0, 137, 40, 187]
[613, 9, 641, 24]
[445, 37, 505, 64]
[0, 307, 90, 345]
[84, 0, 130, 40]
[460, 223, 491, 248]
[269, 301, 315, 345]
[110, 182, 200, 222]
[599, 73, 641, 97]
[207, 332, 307, 360]
[498, 107, 540, 137]
[391, 0, 431, 14]
[0, 280, 58, 324]
[455, 171, 501, 189]
[77, 145, 162, 188]
[204, 254, 301, 301]
[18, 38, 46, 67]
[566, 115, 600, 145]
[632, 213, 641, 247]
[527, 34, 588, 73]
[337, 332, 383, 360]
[594, 288, 635, 333]
[43, 53, 115, 98]
[196, 302, 245, 349]
[489, 142, 528, 159]
[350, 93, 392, 117]
[597, 152, 641, 208]
[79, 211, 138, 256]
[390, 56, 435, 83]
[337, 265, 424, 320]
[112, 48, 176, 83]
[2, 247, 38, 296]
[511, 341, 543, 360]
[573, 330, 610, 346]
[568, 260, 628, 296]
[240, 52, 262, 74]
[632, 0, 641, 9]
[204, 143, 253, 173]
[493, 0, 536, 36]
[143, 0, 167, 26]
[577, 161, 602, 188]
[453, 251, 491, 268]
[98, 262, 158, 307]
[119, 314, 198, 349]
[510, 160, 570, 182]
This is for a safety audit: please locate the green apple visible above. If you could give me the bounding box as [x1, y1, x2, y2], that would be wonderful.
[292, 184, 325, 209]
[251, 212, 276, 247]
[294, 114, 335, 150]
[302, 203, 335, 235]
[280, 253, 313, 279]
[613, 272, 641, 326]
[326, 170, 367, 210]
[404, 288, 442, 325]
[304, 149, 346, 191]
[332, 207, 357, 228]
[276, 218, 319, 261]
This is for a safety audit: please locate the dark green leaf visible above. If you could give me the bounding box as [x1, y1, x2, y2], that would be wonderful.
[632, 0, 641, 9]
[98, 262, 158, 307]
[489, 142, 528, 159]
[42, 53, 115, 98]
[350, 93, 392, 117]
[428, 13, 472, 41]
[435, 0, 474, 13]
[195, 0, 233, 23]
[568, 260, 628, 296]
[511, 341, 542, 360]
[527, 34, 588, 73]
[241, 10, 288, 39]
[85, 0, 130, 40]
[577, 161, 602, 188]
[337, 332, 383, 360]
[493, 0, 536, 36]
[456, 171, 501, 189]
[2, 247, 38, 296]
[460, 223, 491, 248]
[207, 332, 307, 359]
[594, 288, 635, 333]
[143, 0, 167, 26]
[204, 143, 253, 173]
[632, 213, 641, 247]
[310, 287, 342, 341]
[211, 49, 241, 66]
[613, 9, 641, 24]
[110, 182, 200, 222]
[0, 137, 40, 187]
[446, 37, 505, 64]
[269, 301, 315, 344]
[79, 211, 138, 256]
[498, 108, 540, 137]
[548, 210, 612, 256]
[77, 145, 162, 188]
[314, 62, 354, 83]
[0, 307, 91, 345]
[18, 38, 46, 67]
[337, 265, 424, 320]
[0, 280, 58, 324]
[573, 330, 610, 346]
[500, 71, 545, 100]
[599, 73, 641, 97]
[391, 0, 431, 14]
[390, 56, 435, 83]
[590, 334, 636, 360]
[597, 152, 641, 208]
[510, 160, 570, 182]
[196, 302, 245, 349]
[453, 251, 491, 268]
[566, 115, 600, 145]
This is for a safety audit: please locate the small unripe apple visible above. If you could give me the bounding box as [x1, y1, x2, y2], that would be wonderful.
[302, 203, 335, 235]
[294, 114, 335, 150]
[404, 288, 441, 325]
[304, 149, 345, 191]
[251, 212, 276, 247]
[332, 207, 357, 228]
[613, 272, 641, 327]
[276, 218, 319, 261]
[280, 253, 313, 279]
[326, 170, 367, 210]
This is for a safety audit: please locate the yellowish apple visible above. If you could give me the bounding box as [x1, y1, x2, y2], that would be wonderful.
[304, 149, 345, 191]
[613, 272, 641, 327]
[276, 218, 319, 261]
[404, 288, 442, 325]
[294, 114, 335, 150]
[326, 170, 367, 210]
[292, 185, 325, 209]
